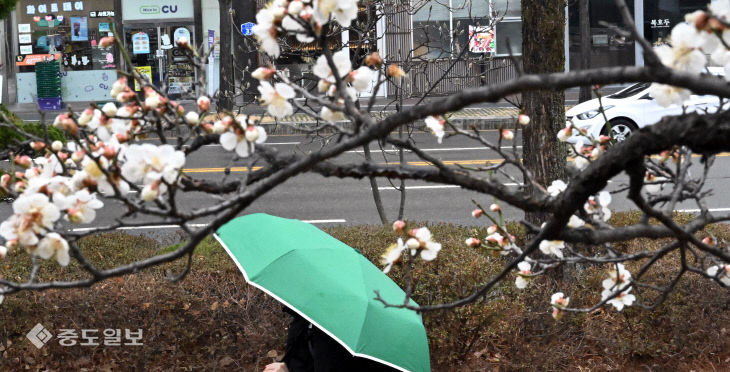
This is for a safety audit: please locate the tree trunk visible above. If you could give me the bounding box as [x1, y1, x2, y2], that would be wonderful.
[522, 0, 567, 225]
[232, 0, 260, 104]
[578, 0, 592, 103]
[218, 0, 234, 111]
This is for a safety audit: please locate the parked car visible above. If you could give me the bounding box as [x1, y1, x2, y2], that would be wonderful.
[565, 68, 726, 143]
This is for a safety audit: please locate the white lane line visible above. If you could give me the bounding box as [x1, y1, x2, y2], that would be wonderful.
[70, 219, 346, 232]
[348, 146, 522, 153]
[676, 208, 730, 213]
[377, 183, 522, 190]
[204, 142, 300, 147]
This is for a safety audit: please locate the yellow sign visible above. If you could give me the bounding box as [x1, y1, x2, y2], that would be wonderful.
[134, 65, 152, 91]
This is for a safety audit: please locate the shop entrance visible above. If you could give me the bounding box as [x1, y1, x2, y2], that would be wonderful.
[123, 25, 196, 99]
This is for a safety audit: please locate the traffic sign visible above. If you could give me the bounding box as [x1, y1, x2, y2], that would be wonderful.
[241, 22, 255, 36]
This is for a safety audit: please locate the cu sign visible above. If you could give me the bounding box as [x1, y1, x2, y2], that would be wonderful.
[139, 5, 179, 14]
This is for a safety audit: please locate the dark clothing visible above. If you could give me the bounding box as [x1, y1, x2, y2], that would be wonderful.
[281, 308, 399, 372]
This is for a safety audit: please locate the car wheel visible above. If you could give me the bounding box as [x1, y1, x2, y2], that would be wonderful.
[602, 119, 638, 143]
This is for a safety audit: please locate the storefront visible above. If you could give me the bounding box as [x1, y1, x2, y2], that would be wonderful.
[121, 0, 197, 99]
[14, 0, 120, 103]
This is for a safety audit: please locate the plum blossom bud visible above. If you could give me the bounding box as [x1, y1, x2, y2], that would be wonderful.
[13, 181, 26, 193]
[702, 236, 716, 245]
[13, 155, 32, 168]
[518, 114, 530, 126]
[57, 152, 69, 161]
[197, 96, 211, 111]
[78, 107, 94, 126]
[598, 135, 611, 144]
[102, 102, 117, 117]
[318, 79, 332, 93]
[201, 123, 214, 133]
[141, 182, 160, 201]
[115, 133, 130, 143]
[30, 142, 46, 151]
[685, 10, 709, 30]
[387, 64, 406, 78]
[489, 203, 501, 212]
[0, 245, 6, 259]
[185, 111, 200, 126]
[111, 77, 127, 97]
[51, 141, 63, 152]
[392, 220, 406, 232]
[252, 67, 276, 81]
[72, 150, 85, 163]
[465, 237, 481, 248]
[405, 238, 420, 250]
[212, 121, 227, 134]
[365, 52, 383, 67]
[487, 225, 498, 235]
[471, 209, 483, 218]
[0, 174, 10, 188]
[145, 94, 161, 110]
[99, 36, 115, 48]
[557, 126, 572, 142]
[101, 145, 117, 159]
[176, 36, 190, 48]
[501, 130, 514, 140]
[245, 126, 260, 142]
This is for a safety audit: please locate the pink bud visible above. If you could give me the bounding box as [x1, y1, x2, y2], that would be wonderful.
[471, 209, 483, 218]
[518, 114, 530, 126]
[465, 237, 481, 248]
[501, 130, 514, 141]
[0, 174, 10, 188]
[99, 36, 115, 48]
[13, 155, 32, 168]
[702, 237, 715, 245]
[197, 96, 211, 111]
[30, 142, 46, 151]
[392, 220, 406, 232]
[487, 225, 498, 234]
[489, 203, 501, 212]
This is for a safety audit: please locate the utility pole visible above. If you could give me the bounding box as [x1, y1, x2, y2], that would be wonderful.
[578, 0, 592, 103]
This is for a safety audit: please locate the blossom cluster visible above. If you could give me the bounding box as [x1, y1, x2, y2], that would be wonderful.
[381, 220, 442, 273]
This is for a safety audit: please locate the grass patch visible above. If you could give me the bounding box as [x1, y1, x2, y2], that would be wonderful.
[0, 213, 729, 371]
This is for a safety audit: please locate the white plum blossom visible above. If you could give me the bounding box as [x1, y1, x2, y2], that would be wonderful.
[584, 191, 612, 222]
[601, 287, 636, 311]
[252, 7, 281, 57]
[53, 189, 104, 224]
[425, 116, 446, 143]
[350, 67, 373, 92]
[539, 240, 565, 258]
[121, 144, 185, 196]
[320, 106, 345, 122]
[550, 292, 570, 320]
[547, 180, 567, 197]
[220, 126, 268, 158]
[710, 0, 730, 19]
[313, 50, 352, 83]
[36, 232, 70, 266]
[313, 0, 359, 27]
[649, 84, 692, 107]
[258, 82, 296, 118]
[707, 264, 730, 286]
[406, 227, 442, 261]
[381, 238, 407, 274]
[485, 232, 517, 254]
[654, 23, 706, 74]
[0, 194, 61, 247]
[281, 15, 314, 43]
[515, 261, 532, 289]
[602, 263, 632, 292]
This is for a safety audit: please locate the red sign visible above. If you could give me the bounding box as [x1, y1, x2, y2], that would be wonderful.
[16, 53, 61, 66]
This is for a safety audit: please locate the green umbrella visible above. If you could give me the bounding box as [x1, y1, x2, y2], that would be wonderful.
[214, 213, 430, 372]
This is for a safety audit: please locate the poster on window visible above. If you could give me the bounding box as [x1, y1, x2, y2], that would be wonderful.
[134, 65, 153, 91]
[468, 25, 495, 54]
[71, 17, 89, 41]
[132, 32, 151, 54]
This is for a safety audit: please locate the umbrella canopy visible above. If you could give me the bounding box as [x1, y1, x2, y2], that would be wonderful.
[214, 213, 430, 372]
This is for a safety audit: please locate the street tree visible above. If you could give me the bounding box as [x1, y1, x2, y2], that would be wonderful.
[1, 0, 730, 328]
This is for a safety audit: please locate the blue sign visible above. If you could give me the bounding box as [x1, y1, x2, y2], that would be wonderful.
[241, 22, 254, 36]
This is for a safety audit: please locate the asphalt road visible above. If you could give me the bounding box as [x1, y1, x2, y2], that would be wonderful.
[2, 129, 730, 241]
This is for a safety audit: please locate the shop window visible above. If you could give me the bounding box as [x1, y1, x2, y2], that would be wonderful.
[412, 0, 521, 60]
[568, 1, 635, 70]
[644, 0, 707, 47]
[15, 0, 118, 73]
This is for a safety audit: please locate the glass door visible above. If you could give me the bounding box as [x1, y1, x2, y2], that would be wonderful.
[123, 26, 161, 91]
[160, 25, 196, 99]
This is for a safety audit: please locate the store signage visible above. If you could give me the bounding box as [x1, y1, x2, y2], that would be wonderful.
[134, 66, 153, 91]
[122, 0, 193, 21]
[16, 53, 61, 66]
[468, 25, 494, 53]
[132, 32, 151, 54]
[241, 22, 254, 36]
[173, 27, 191, 44]
[90, 11, 115, 18]
[650, 19, 671, 29]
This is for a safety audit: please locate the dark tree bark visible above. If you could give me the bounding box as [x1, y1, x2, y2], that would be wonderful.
[218, 0, 234, 111]
[232, 0, 260, 104]
[521, 0, 567, 225]
[578, 0, 592, 102]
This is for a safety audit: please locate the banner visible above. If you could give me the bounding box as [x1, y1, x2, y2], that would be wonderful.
[134, 66, 153, 91]
[468, 26, 495, 54]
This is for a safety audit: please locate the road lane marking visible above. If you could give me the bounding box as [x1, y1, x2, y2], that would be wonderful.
[348, 146, 522, 153]
[377, 183, 522, 190]
[204, 142, 300, 147]
[70, 219, 346, 232]
[676, 208, 730, 213]
[182, 166, 264, 173]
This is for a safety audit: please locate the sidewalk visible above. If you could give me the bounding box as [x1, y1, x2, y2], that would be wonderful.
[4, 86, 625, 133]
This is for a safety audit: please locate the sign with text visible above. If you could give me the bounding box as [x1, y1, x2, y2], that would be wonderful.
[16, 54, 62, 66]
[122, 0, 194, 21]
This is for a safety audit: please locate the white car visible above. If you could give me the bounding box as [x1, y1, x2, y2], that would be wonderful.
[565, 71, 726, 143]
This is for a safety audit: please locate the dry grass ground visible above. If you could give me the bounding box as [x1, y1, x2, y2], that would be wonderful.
[0, 212, 729, 371]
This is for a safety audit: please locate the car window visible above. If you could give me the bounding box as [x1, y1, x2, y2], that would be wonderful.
[608, 83, 651, 99]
